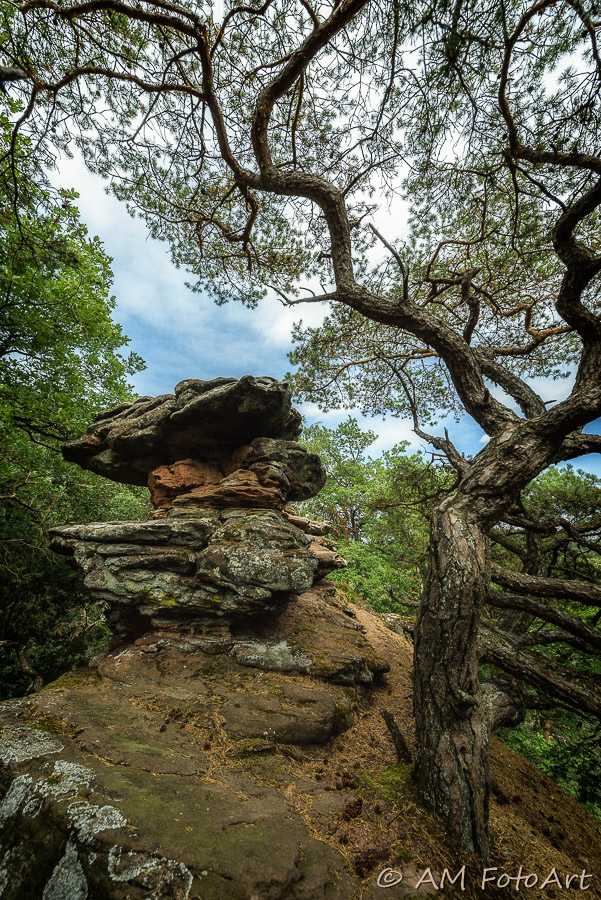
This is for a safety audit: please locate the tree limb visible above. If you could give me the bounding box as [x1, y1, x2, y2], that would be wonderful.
[491, 564, 601, 608]
[480, 623, 601, 720]
[486, 589, 601, 649]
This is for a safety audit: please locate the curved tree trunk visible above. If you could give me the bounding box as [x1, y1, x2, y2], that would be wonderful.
[410, 413, 600, 858]
[413, 493, 490, 859]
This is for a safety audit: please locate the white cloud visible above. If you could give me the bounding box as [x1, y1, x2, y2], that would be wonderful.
[256, 293, 330, 348]
[368, 416, 424, 454]
[296, 404, 425, 454]
[529, 372, 575, 405]
[53, 153, 318, 395]
[296, 402, 345, 423]
[50, 153, 600, 477]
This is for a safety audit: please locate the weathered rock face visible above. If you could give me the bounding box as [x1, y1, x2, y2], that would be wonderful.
[0, 586, 396, 900]
[4, 381, 601, 899]
[0, 586, 376, 899]
[147, 439, 327, 510]
[3, 587, 600, 900]
[50, 508, 343, 628]
[50, 377, 343, 634]
[63, 376, 303, 486]
[3, 377, 400, 899]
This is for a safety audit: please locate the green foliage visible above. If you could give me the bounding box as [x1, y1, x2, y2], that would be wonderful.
[522, 466, 601, 584]
[7, 0, 599, 327]
[303, 423, 601, 817]
[288, 311, 463, 423]
[0, 100, 145, 442]
[300, 418, 452, 611]
[499, 710, 601, 821]
[489, 465, 601, 681]
[0, 101, 148, 697]
[0, 429, 149, 699]
[486, 464, 601, 819]
[2, 0, 600, 842]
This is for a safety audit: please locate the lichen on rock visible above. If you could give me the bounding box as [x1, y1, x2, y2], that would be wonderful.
[49, 376, 344, 636]
[0, 376, 396, 899]
[0, 578, 398, 899]
[42, 841, 88, 900]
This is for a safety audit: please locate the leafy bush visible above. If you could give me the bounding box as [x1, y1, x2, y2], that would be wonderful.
[499, 710, 601, 821]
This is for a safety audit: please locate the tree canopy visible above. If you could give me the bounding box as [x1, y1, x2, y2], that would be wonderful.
[0, 98, 144, 444]
[3, 0, 601, 857]
[0, 98, 148, 696]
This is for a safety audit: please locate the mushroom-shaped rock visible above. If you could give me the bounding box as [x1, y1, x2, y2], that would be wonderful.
[50, 376, 343, 636]
[63, 376, 303, 486]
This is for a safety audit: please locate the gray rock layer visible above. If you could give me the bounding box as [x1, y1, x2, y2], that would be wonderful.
[50, 507, 346, 626]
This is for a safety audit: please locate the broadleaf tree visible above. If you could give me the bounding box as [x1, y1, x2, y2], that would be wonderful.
[300, 417, 450, 610]
[0, 96, 148, 694]
[0, 428, 150, 698]
[4, 0, 601, 856]
[0, 99, 145, 443]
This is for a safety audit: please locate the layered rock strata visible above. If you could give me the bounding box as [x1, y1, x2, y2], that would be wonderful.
[50, 376, 345, 634]
[62, 376, 304, 486]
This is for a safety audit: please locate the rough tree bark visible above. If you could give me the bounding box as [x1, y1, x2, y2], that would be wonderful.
[413, 493, 490, 856]
[413, 411, 601, 858]
[480, 625, 601, 719]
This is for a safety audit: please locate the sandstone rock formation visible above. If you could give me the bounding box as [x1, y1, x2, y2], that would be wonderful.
[62, 376, 304, 486]
[0, 584, 395, 900]
[2, 588, 600, 899]
[0, 589, 398, 900]
[49, 376, 345, 636]
[2, 376, 601, 898]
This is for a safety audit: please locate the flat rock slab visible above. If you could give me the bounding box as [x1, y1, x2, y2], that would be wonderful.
[231, 582, 390, 685]
[0, 582, 392, 898]
[50, 512, 347, 635]
[220, 683, 347, 744]
[0, 723, 357, 900]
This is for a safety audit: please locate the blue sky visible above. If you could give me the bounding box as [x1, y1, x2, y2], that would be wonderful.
[57, 154, 601, 477]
